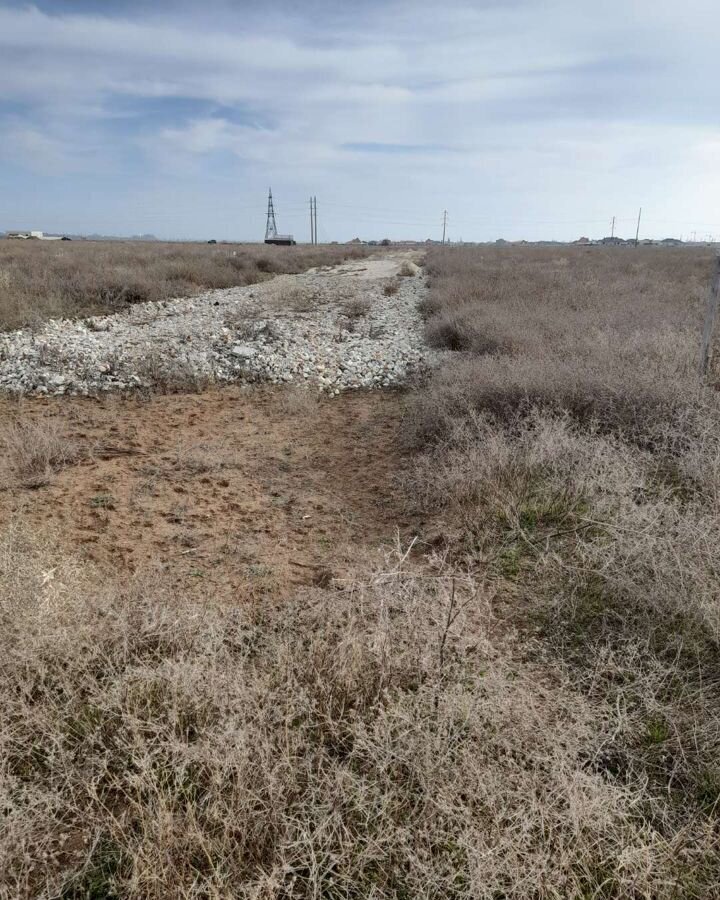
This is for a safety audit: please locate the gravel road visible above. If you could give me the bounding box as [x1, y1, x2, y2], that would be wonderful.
[0, 253, 433, 395]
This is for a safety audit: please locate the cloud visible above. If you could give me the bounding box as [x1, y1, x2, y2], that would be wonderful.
[0, 1, 719, 241]
[0, 121, 77, 174]
[342, 142, 460, 155]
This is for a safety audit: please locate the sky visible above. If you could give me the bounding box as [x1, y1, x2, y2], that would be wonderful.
[1, 0, 719, 243]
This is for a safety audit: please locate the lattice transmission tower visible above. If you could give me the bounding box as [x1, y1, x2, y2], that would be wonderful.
[265, 188, 278, 241]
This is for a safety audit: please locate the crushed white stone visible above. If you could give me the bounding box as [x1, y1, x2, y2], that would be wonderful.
[0, 259, 434, 396]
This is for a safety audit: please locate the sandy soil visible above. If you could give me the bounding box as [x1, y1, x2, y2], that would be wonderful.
[1, 385, 425, 601]
[306, 251, 421, 280]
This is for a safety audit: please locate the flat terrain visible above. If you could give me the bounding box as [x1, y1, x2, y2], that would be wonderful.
[0, 239, 373, 329]
[3, 244, 720, 898]
[0, 249, 427, 394]
[1, 387, 417, 600]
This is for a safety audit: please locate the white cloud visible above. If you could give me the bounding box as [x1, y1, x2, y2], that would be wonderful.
[0, 1, 719, 240]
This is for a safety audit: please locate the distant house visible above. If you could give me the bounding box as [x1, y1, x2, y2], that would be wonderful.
[264, 235, 296, 246]
[5, 230, 63, 241]
[575, 236, 590, 244]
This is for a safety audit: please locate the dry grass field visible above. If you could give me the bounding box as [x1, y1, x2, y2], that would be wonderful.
[408, 244, 720, 894]
[2, 243, 720, 897]
[0, 240, 370, 330]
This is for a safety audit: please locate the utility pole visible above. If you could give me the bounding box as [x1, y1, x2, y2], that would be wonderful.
[634, 207, 642, 247]
[611, 216, 615, 238]
[309, 197, 314, 244]
[313, 197, 318, 245]
[442, 210, 448, 245]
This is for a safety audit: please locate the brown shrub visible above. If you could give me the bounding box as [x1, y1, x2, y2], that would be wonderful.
[0, 241, 373, 330]
[405, 246, 720, 883]
[382, 279, 400, 296]
[0, 528, 702, 899]
[341, 296, 372, 319]
[273, 384, 321, 418]
[415, 245, 709, 448]
[133, 353, 212, 395]
[0, 419, 80, 488]
[398, 260, 418, 277]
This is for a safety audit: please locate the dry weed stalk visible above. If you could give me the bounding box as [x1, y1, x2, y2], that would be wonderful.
[405, 245, 720, 895]
[0, 419, 80, 488]
[0, 528, 699, 898]
[0, 241, 373, 330]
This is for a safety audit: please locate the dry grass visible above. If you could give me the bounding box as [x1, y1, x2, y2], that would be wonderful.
[341, 296, 372, 320]
[5, 244, 720, 896]
[0, 240, 371, 330]
[418, 246, 710, 440]
[398, 261, 418, 277]
[0, 419, 80, 488]
[275, 283, 322, 314]
[1, 527, 708, 899]
[274, 384, 321, 417]
[132, 352, 214, 396]
[382, 279, 400, 296]
[405, 244, 720, 893]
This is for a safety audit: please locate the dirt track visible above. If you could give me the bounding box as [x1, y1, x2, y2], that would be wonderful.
[1, 251, 431, 599]
[1, 385, 424, 600]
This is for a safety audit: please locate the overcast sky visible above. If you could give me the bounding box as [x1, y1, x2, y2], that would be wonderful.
[1, 1, 718, 242]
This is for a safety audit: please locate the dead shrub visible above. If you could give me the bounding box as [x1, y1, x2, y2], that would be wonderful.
[382, 279, 400, 296]
[172, 440, 236, 475]
[398, 260, 417, 277]
[0, 241, 374, 331]
[405, 246, 720, 885]
[278, 285, 318, 313]
[133, 353, 212, 394]
[0, 528, 699, 898]
[341, 296, 372, 319]
[0, 420, 80, 488]
[274, 384, 321, 417]
[254, 255, 276, 274]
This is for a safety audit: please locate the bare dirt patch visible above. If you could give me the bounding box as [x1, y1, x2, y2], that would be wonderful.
[0, 385, 421, 600]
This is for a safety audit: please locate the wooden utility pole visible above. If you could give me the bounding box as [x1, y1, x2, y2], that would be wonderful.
[634, 207, 642, 247]
[441, 210, 448, 245]
[611, 216, 615, 238]
[700, 254, 720, 377]
[313, 197, 318, 245]
[309, 197, 314, 244]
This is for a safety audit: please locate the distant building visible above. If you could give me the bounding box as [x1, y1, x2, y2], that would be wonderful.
[264, 235, 296, 246]
[5, 230, 63, 241]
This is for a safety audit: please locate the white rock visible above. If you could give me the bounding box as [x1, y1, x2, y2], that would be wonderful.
[231, 345, 257, 359]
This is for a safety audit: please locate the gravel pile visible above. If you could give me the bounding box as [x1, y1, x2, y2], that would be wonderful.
[0, 262, 432, 395]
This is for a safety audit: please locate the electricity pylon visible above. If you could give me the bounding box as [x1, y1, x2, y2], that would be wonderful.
[265, 188, 278, 241]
